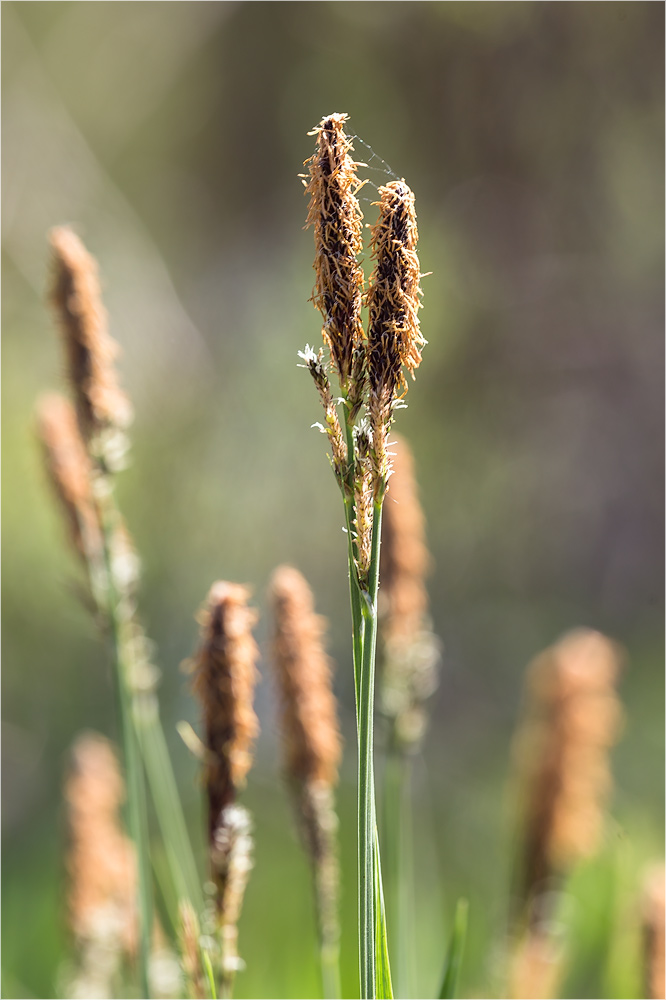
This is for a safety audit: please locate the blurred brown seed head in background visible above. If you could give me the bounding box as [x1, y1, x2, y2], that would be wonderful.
[269, 565, 341, 789]
[515, 629, 624, 904]
[36, 393, 101, 566]
[65, 732, 137, 953]
[378, 434, 439, 752]
[191, 582, 260, 843]
[49, 226, 132, 449]
[380, 433, 430, 642]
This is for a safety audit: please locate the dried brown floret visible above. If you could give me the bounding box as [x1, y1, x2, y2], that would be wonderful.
[190, 582, 260, 843]
[366, 181, 425, 494]
[269, 566, 341, 966]
[379, 434, 439, 751]
[49, 226, 132, 448]
[353, 424, 374, 581]
[269, 565, 342, 789]
[37, 393, 102, 565]
[380, 434, 430, 642]
[65, 732, 137, 953]
[304, 113, 365, 388]
[514, 629, 624, 905]
[300, 346, 348, 488]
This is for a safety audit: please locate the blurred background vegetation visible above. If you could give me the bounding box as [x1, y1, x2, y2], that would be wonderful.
[2, 3, 663, 998]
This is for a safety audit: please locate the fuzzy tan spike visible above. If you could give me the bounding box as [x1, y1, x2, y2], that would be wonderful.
[49, 226, 132, 450]
[379, 434, 439, 752]
[269, 566, 342, 788]
[37, 393, 101, 566]
[269, 565, 342, 983]
[191, 582, 260, 844]
[514, 629, 624, 905]
[304, 113, 365, 388]
[366, 181, 425, 496]
[64, 732, 137, 999]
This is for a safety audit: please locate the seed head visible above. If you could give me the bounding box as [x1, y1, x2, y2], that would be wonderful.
[304, 113, 365, 388]
[190, 582, 260, 844]
[380, 434, 430, 641]
[514, 629, 624, 906]
[37, 393, 102, 566]
[65, 732, 137, 954]
[269, 565, 342, 789]
[299, 345, 348, 487]
[379, 434, 439, 752]
[366, 181, 425, 493]
[353, 423, 374, 582]
[49, 227, 132, 453]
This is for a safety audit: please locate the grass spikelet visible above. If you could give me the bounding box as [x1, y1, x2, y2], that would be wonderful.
[642, 865, 665, 1000]
[190, 582, 259, 996]
[304, 112, 365, 388]
[49, 226, 132, 457]
[515, 629, 624, 905]
[64, 732, 137, 998]
[191, 582, 260, 844]
[299, 345, 348, 487]
[269, 564, 342, 997]
[36, 393, 102, 569]
[379, 434, 439, 753]
[366, 181, 425, 497]
[269, 564, 341, 791]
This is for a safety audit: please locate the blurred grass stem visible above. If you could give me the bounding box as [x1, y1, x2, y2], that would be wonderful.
[97, 491, 153, 997]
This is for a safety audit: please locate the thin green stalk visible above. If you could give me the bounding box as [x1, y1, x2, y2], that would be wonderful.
[99, 504, 153, 998]
[382, 749, 414, 998]
[357, 501, 384, 999]
[139, 711, 204, 916]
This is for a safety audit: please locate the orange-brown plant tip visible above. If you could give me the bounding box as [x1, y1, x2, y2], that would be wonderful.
[65, 732, 136, 949]
[192, 582, 260, 840]
[517, 629, 624, 898]
[269, 565, 342, 788]
[304, 113, 364, 385]
[49, 226, 131, 442]
[37, 393, 100, 562]
[381, 433, 430, 640]
[367, 180, 425, 401]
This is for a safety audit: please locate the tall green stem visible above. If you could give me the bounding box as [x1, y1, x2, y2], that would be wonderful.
[98, 497, 153, 998]
[383, 748, 414, 998]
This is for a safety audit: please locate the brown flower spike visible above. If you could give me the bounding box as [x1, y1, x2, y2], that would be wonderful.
[269, 566, 342, 981]
[37, 393, 102, 566]
[49, 226, 131, 450]
[269, 566, 342, 789]
[514, 629, 624, 907]
[366, 181, 425, 494]
[304, 113, 365, 389]
[65, 733, 137, 953]
[379, 434, 439, 752]
[191, 582, 260, 844]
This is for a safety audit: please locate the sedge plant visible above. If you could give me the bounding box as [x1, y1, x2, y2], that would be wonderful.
[39, 227, 204, 997]
[300, 112, 426, 1000]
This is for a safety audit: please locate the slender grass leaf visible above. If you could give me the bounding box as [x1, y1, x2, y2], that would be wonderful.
[438, 898, 468, 1000]
[374, 827, 394, 1000]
